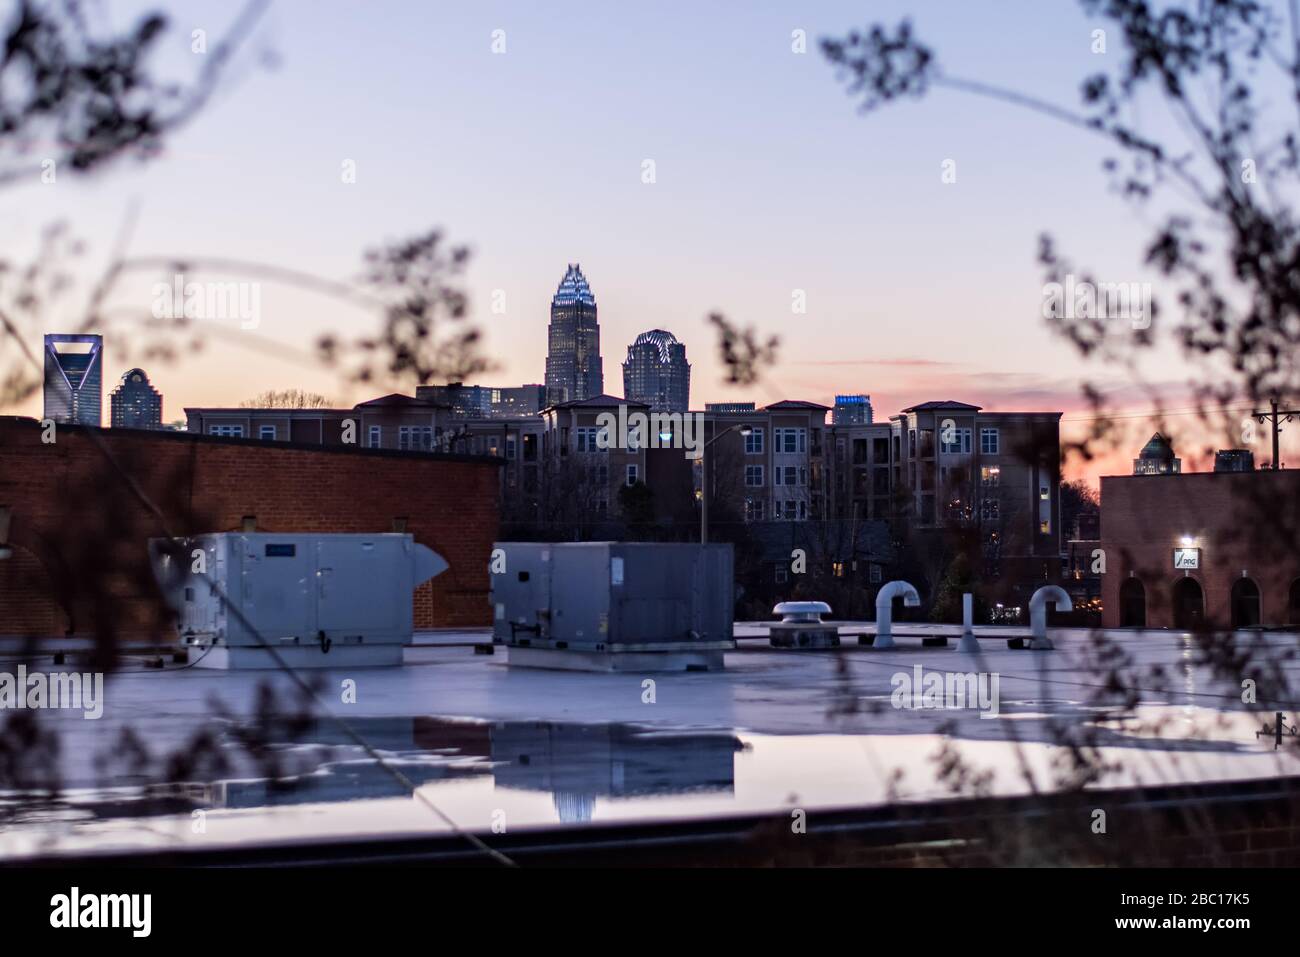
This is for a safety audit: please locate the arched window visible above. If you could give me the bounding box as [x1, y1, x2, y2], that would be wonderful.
[1172, 577, 1204, 630]
[1119, 578, 1146, 628]
[1230, 577, 1261, 629]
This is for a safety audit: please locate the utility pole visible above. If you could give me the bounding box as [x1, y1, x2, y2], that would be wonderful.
[1252, 396, 1300, 470]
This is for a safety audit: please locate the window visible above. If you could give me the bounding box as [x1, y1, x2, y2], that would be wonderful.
[258, 425, 276, 441]
[575, 427, 601, 452]
[773, 465, 804, 486]
[980, 466, 1000, 487]
[1039, 485, 1050, 501]
[940, 428, 972, 454]
[774, 565, 787, 584]
[209, 425, 244, 437]
[774, 428, 806, 454]
[398, 426, 434, 451]
[745, 465, 764, 487]
[980, 498, 1000, 521]
[368, 426, 382, 449]
[506, 437, 517, 460]
[781, 501, 798, 520]
[980, 428, 1000, 455]
[745, 498, 765, 521]
[626, 464, 639, 486]
[744, 427, 764, 454]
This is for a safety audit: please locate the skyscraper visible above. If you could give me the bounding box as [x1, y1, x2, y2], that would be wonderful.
[110, 368, 163, 429]
[43, 334, 103, 426]
[544, 264, 603, 406]
[833, 394, 873, 425]
[623, 329, 690, 412]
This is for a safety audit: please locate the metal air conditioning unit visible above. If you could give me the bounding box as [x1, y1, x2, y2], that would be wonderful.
[150, 532, 447, 669]
[490, 542, 734, 672]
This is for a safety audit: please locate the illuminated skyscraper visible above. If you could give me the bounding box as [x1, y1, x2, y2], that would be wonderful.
[544, 264, 603, 406]
[43, 334, 103, 426]
[623, 329, 690, 413]
[833, 394, 873, 425]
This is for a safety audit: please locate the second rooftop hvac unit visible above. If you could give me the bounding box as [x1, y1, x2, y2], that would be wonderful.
[490, 541, 735, 672]
[150, 532, 447, 669]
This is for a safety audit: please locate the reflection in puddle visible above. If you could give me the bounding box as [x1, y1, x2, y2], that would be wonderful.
[1, 705, 1297, 858]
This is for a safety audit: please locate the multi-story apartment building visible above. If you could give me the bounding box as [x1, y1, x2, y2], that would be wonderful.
[43, 334, 103, 426]
[186, 393, 448, 448]
[622, 329, 690, 412]
[887, 401, 1062, 581]
[827, 419, 894, 521]
[539, 394, 654, 522]
[699, 401, 830, 524]
[544, 264, 603, 406]
[110, 368, 163, 429]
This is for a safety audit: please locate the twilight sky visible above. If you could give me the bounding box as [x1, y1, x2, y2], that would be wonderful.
[4, 0, 1294, 484]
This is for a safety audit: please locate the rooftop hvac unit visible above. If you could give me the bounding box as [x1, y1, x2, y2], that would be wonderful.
[150, 533, 447, 669]
[490, 541, 735, 672]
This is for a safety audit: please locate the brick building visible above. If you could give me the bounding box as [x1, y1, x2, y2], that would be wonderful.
[1100, 470, 1300, 629]
[0, 417, 501, 641]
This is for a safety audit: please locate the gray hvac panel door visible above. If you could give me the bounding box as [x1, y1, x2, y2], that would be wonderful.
[242, 539, 314, 640]
[315, 538, 405, 633]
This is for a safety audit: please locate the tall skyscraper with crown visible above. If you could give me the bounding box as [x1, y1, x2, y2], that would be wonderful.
[544, 264, 603, 405]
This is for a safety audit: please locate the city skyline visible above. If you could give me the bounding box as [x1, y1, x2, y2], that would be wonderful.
[5, 0, 1297, 483]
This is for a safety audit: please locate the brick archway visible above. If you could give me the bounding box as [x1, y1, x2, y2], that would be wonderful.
[1172, 576, 1205, 630]
[1119, 577, 1146, 628]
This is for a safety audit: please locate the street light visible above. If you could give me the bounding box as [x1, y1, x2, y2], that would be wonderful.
[699, 424, 753, 545]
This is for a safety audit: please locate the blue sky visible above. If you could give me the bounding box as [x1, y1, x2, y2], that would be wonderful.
[5, 0, 1288, 478]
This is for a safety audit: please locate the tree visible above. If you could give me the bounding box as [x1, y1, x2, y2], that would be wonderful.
[1060, 478, 1100, 540]
[240, 390, 336, 409]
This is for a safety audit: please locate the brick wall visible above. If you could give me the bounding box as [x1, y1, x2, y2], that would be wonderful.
[1100, 470, 1300, 628]
[0, 417, 501, 639]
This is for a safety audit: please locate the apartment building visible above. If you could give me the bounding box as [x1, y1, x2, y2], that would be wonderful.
[539, 394, 655, 521]
[699, 400, 830, 524]
[885, 401, 1063, 578]
[186, 393, 451, 448]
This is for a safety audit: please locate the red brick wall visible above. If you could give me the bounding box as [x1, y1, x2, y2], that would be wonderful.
[1100, 471, 1300, 628]
[0, 417, 500, 639]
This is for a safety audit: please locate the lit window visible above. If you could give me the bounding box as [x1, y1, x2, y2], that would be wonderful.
[980, 466, 1000, 487]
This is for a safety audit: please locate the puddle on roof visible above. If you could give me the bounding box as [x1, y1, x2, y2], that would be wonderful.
[0, 708, 1297, 859]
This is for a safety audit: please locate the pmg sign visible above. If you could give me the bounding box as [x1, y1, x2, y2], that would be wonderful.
[1173, 548, 1200, 570]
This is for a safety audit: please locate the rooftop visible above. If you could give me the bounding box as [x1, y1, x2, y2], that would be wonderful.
[3, 625, 1296, 861]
